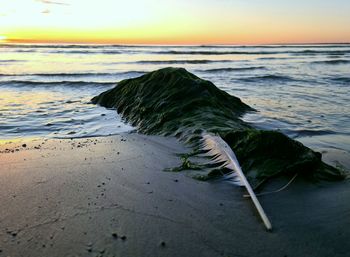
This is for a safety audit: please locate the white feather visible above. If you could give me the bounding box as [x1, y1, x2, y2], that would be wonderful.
[201, 133, 244, 186]
[200, 133, 272, 231]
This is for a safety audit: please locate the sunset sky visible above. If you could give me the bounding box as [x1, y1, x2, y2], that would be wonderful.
[0, 0, 350, 44]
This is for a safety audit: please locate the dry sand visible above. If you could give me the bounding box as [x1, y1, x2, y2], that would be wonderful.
[0, 133, 349, 257]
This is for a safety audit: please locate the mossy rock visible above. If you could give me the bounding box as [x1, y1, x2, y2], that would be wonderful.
[92, 67, 344, 185]
[221, 130, 342, 187]
[92, 67, 251, 136]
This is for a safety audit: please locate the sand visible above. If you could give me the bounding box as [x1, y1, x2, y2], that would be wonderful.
[0, 133, 349, 257]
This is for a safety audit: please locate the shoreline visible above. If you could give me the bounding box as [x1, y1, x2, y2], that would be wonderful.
[1, 132, 350, 256]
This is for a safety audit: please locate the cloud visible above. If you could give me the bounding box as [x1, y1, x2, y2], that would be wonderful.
[36, 0, 69, 6]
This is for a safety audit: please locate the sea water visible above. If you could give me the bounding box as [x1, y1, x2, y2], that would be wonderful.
[0, 44, 349, 153]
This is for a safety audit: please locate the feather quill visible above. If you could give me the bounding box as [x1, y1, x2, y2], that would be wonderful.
[201, 133, 272, 231]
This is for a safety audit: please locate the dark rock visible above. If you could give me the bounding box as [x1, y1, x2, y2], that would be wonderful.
[92, 67, 251, 140]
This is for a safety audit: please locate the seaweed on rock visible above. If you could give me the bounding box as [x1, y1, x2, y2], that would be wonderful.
[92, 67, 344, 186]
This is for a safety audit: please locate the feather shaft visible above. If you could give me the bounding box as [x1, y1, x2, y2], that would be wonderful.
[202, 133, 272, 231]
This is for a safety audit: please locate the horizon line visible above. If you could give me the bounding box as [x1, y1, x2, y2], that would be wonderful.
[1, 40, 350, 46]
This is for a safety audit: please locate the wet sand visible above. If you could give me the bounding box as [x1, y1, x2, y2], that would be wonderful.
[0, 133, 349, 257]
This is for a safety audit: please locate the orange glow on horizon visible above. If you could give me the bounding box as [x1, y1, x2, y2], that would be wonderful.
[4, 27, 350, 46]
[1, 0, 349, 45]
[5, 36, 349, 46]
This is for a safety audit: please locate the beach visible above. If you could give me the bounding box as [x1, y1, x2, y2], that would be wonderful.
[0, 133, 349, 257]
[1, 0, 350, 255]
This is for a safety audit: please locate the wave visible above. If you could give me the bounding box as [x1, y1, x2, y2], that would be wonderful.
[2, 44, 349, 56]
[1, 45, 133, 54]
[0, 59, 25, 63]
[15, 49, 37, 53]
[311, 59, 350, 65]
[291, 50, 349, 55]
[0, 80, 116, 87]
[202, 66, 266, 73]
[291, 129, 335, 138]
[47, 50, 124, 54]
[0, 71, 146, 77]
[239, 74, 296, 83]
[155, 50, 281, 55]
[135, 60, 233, 64]
[257, 57, 292, 60]
[153, 49, 350, 56]
[329, 77, 350, 84]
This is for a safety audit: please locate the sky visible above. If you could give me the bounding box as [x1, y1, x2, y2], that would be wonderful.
[0, 0, 350, 44]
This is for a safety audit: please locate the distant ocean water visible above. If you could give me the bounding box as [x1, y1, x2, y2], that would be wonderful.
[0, 44, 349, 153]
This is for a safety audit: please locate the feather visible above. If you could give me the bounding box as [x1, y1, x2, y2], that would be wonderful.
[201, 133, 272, 231]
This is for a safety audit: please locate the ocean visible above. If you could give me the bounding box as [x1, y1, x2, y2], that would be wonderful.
[0, 44, 349, 153]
